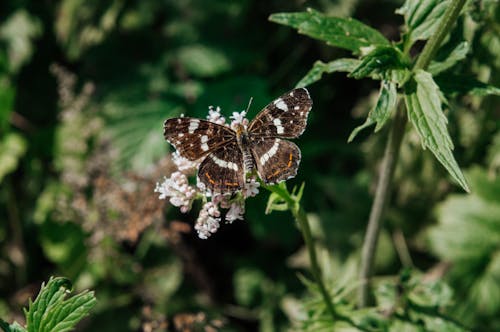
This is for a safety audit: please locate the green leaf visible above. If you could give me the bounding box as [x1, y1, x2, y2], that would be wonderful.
[39, 220, 87, 270]
[25, 277, 96, 332]
[404, 70, 469, 191]
[435, 74, 500, 96]
[349, 80, 398, 142]
[265, 182, 293, 214]
[0, 10, 42, 73]
[466, 166, 500, 204]
[428, 167, 500, 316]
[428, 41, 469, 75]
[0, 133, 28, 183]
[141, 260, 183, 306]
[0, 321, 26, 332]
[295, 59, 360, 88]
[102, 82, 181, 171]
[176, 44, 232, 78]
[263, 182, 305, 214]
[431, 193, 500, 261]
[269, 8, 389, 54]
[376, 271, 468, 332]
[38, 291, 96, 332]
[55, 0, 123, 60]
[396, 0, 450, 47]
[348, 45, 410, 82]
[429, 168, 500, 262]
[468, 251, 500, 316]
[234, 268, 267, 306]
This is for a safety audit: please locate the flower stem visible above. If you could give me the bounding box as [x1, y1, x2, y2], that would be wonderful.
[358, 0, 468, 308]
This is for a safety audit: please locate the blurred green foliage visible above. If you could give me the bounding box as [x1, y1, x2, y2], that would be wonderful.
[0, 0, 498, 331]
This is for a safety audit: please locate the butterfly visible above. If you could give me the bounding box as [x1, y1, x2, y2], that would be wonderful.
[163, 88, 312, 194]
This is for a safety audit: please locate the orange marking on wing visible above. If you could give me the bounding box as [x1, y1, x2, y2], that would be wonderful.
[224, 182, 239, 187]
[269, 154, 294, 179]
[287, 153, 293, 168]
[271, 169, 283, 177]
[205, 172, 216, 184]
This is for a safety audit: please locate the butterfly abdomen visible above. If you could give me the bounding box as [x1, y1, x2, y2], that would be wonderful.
[243, 149, 254, 174]
[236, 129, 255, 174]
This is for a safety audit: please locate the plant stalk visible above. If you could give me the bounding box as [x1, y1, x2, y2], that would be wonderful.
[358, 103, 406, 307]
[293, 205, 337, 321]
[414, 0, 467, 71]
[358, 0, 468, 308]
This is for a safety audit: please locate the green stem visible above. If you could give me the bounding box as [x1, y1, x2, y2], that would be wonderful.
[293, 205, 337, 321]
[414, 0, 467, 71]
[358, 102, 407, 307]
[264, 183, 368, 329]
[294, 205, 371, 331]
[358, 0, 468, 308]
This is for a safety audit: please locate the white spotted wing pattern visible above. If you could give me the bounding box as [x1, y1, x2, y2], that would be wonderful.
[163, 88, 312, 193]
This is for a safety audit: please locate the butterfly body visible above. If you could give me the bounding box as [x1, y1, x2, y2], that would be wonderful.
[164, 88, 312, 194]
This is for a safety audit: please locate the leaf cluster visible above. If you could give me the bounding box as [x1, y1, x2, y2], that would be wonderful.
[271, 0, 499, 192]
[0, 277, 96, 332]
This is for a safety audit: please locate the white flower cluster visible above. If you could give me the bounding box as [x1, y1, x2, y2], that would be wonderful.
[207, 106, 226, 125]
[154, 171, 196, 213]
[230, 111, 249, 130]
[194, 202, 221, 239]
[155, 105, 260, 239]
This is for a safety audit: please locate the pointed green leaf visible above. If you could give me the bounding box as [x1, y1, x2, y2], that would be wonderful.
[39, 291, 96, 332]
[295, 58, 360, 88]
[404, 70, 468, 191]
[397, 0, 450, 47]
[269, 8, 389, 54]
[349, 80, 398, 142]
[435, 74, 500, 96]
[348, 45, 410, 81]
[25, 277, 96, 332]
[428, 41, 469, 75]
[26, 278, 71, 332]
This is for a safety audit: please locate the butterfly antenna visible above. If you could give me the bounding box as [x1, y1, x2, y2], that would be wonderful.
[245, 97, 253, 114]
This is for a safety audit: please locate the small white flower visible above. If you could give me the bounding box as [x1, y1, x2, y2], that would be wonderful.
[230, 111, 249, 129]
[225, 202, 245, 223]
[196, 178, 213, 197]
[204, 201, 220, 218]
[243, 178, 260, 198]
[207, 106, 226, 125]
[155, 177, 170, 200]
[172, 151, 198, 173]
[212, 194, 231, 209]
